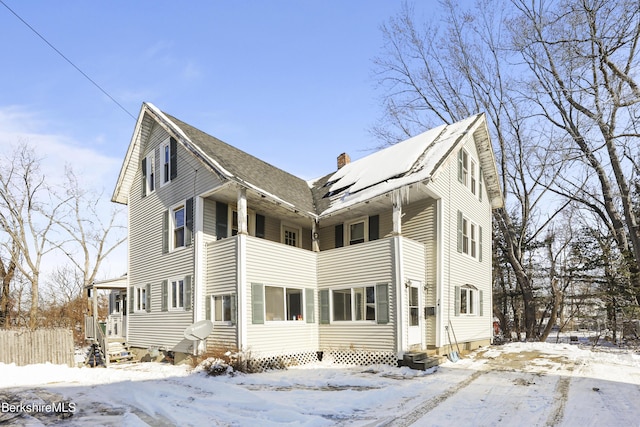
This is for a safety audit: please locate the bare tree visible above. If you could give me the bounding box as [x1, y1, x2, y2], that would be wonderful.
[0, 241, 18, 327]
[0, 144, 68, 329]
[56, 167, 126, 289]
[374, 0, 568, 338]
[510, 0, 640, 303]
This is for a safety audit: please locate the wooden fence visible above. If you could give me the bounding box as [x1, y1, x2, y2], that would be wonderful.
[0, 328, 75, 367]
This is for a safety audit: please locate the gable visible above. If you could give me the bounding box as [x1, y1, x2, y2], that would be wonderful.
[113, 104, 503, 216]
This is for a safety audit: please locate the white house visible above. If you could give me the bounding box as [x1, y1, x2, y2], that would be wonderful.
[110, 102, 503, 365]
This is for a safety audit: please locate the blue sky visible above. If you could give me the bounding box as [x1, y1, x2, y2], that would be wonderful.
[0, 1, 448, 276]
[0, 1, 447, 182]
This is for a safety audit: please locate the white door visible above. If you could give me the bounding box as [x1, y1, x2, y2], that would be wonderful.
[408, 280, 422, 346]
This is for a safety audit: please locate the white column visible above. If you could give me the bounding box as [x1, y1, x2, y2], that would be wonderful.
[312, 220, 320, 252]
[237, 187, 248, 235]
[392, 190, 402, 235]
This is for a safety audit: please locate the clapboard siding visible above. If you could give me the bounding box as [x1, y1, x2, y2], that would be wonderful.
[317, 238, 396, 351]
[244, 236, 318, 355]
[204, 237, 238, 348]
[428, 134, 493, 345]
[128, 122, 224, 351]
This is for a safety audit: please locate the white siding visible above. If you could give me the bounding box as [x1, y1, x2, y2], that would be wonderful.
[317, 238, 396, 352]
[427, 134, 493, 347]
[128, 122, 224, 352]
[205, 237, 238, 349]
[244, 236, 318, 356]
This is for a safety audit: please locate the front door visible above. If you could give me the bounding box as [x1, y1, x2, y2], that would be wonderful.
[408, 280, 422, 346]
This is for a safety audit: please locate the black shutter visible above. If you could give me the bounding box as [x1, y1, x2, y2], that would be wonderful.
[141, 157, 147, 198]
[216, 202, 228, 240]
[369, 215, 379, 241]
[162, 210, 169, 253]
[169, 137, 177, 180]
[185, 198, 194, 247]
[335, 224, 344, 248]
[255, 214, 266, 238]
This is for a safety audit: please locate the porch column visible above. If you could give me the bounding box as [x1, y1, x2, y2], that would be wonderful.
[392, 190, 402, 235]
[237, 187, 248, 235]
[312, 220, 320, 252]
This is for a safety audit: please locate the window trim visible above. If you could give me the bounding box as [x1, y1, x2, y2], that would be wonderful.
[213, 294, 232, 323]
[264, 285, 305, 322]
[458, 211, 481, 260]
[160, 139, 171, 187]
[145, 151, 156, 195]
[331, 285, 377, 322]
[345, 217, 369, 246]
[281, 223, 302, 248]
[134, 286, 146, 312]
[169, 278, 186, 311]
[171, 203, 186, 250]
[458, 285, 478, 316]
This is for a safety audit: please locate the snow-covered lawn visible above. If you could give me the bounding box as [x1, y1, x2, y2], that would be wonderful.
[1, 341, 639, 426]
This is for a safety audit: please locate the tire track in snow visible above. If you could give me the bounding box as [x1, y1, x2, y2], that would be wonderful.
[544, 372, 572, 426]
[381, 370, 485, 427]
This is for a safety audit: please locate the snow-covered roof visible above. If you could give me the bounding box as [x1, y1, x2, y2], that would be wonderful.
[318, 114, 502, 215]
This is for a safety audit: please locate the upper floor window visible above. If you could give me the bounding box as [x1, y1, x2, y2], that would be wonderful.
[173, 205, 185, 249]
[334, 215, 379, 248]
[282, 224, 302, 247]
[458, 148, 479, 197]
[457, 210, 483, 261]
[141, 150, 157, 198]
[161, 137, 177, 186]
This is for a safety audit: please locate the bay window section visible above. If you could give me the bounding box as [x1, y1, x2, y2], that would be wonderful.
[332, 286, 376, 321]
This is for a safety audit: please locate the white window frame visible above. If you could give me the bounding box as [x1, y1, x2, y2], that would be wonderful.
[264, 285, 304, 322]
[169, 278, 186, 311]
[161, 139, 171, 186]
[346, 217, 369, 246]
[459, 148, 480, 196]
[331, 286, 376, 322]
[212, 294, 233, 323]
[135, 286, 146, 312]
[145, 151, 155, 194]
[281, 223, 302, 248]
[170, 202, 186, 250]
[459, 285, 478, 315]
[461, 214, 478, 259]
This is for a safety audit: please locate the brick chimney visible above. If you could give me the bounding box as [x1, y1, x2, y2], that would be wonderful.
[337, 152, 351, 169]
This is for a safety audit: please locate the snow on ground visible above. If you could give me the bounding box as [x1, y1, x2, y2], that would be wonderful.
[1, 339, 640, 426]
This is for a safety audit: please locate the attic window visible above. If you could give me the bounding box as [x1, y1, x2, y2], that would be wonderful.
[161, 137, 178, 186]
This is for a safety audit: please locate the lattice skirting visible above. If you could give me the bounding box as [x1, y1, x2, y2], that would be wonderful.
[249, 350, 397, 372]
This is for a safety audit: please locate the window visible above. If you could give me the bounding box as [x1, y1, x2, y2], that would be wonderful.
[229, 208, 255, 236]
[265, 286, 303, 321]
[170, 279, 185, 310]
[141, 150, 158, 198]
[457, 211, 482, 260]
[282, 224, 301, 247]
[346, 217, 368, 245]
[457, 285, 479, 315]
[409, 286, 419, 327]
[470, 160, 477, 195]
[332, 286, 376, 321]
[136, 287, 146, 312]
[162, 141, 171, 185]
[173, 205, 185, 249]
[458, 149, 480, 197]
[214, 295, 232, 322]
[479, 167, 484, 202]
